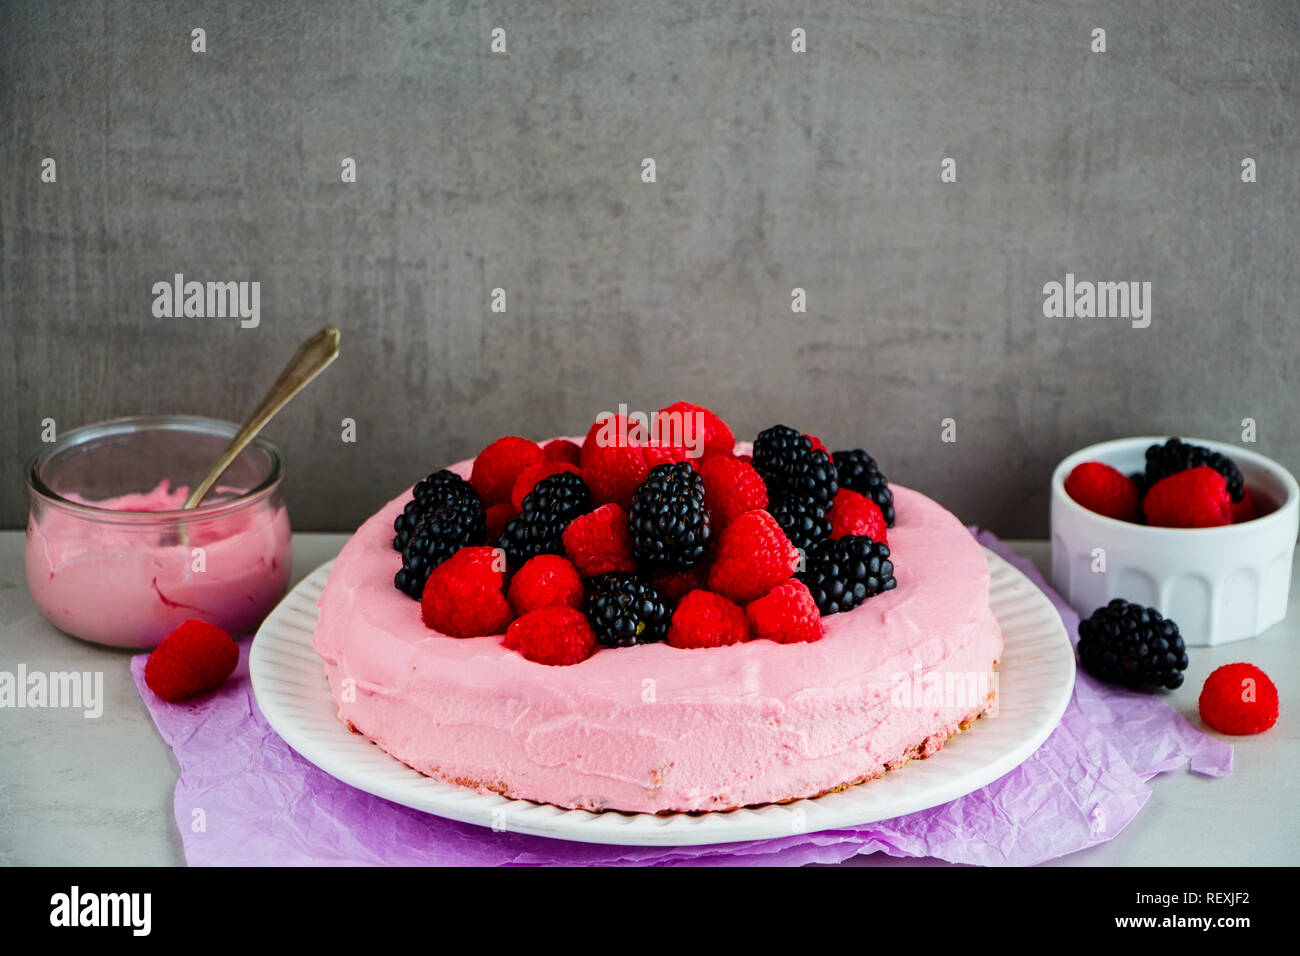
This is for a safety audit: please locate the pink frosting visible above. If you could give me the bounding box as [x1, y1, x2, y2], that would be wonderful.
[26, 480, 291, 649]
[314, 445, 1003, 812]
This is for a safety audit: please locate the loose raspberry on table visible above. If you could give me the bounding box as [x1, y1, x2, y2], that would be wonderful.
[470, 436, 543, 506]
[504, 606, 598, 666]
[144, 619, 240, 701]
[746, 579, 823, 644]
[420, 546, 512, 637]
[561, 502, 637, 576]
[1198, 663, 1279, 735]
[666, 589, 751, 649]
[707, 509, 801, 604]
[697, 455, 768, 531]
[827, 488, 888, 542]
[507, 554, 584, 617]
[1064, 461, 1141, 522]
[1142, 466, 1233, 528]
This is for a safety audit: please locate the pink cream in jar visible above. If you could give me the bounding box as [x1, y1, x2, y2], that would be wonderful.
[25, 416, 291, 648]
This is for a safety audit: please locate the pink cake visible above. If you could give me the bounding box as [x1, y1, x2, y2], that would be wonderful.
[313, 438, 1002, 813]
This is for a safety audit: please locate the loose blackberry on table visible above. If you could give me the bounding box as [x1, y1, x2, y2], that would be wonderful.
[583, 572, 670, 647]
[798, 534, 896, 616]
[628, 462, 711, 570]
[767, 493, 831, 554]
[833, 449, 895, 527]
[498, 471, 593, 568]
[1077, 598, 1188, 690]
[1144, 437, 1244, 503]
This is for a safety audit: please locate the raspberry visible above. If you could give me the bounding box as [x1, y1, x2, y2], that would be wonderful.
[1198, 663, 1279, 735]
[484, 503, 515, 542]
[580, 412, 647, 467]
[666, 590, 751, 649]
[805, 433, 830, 458]
[834, 449, 895, 527]
[561, 503, 637, 576]
[582, 441, 650, 509]
[653, 401, 735, 459]
[746, 579, 823, 645]
[1145, 438, 1245, 502]
[420, 546, 512, 637]
[1064, 461, 1141, 522]
[827, 488, 888, 542]
[707, 509, 801, 603]
[697, 456, 768, 530]
[1142, 466, 1233, 528]
[144, 619, 239, 701]
[470, 436, 543, 506]
[504, 606, 598, 666]
[645, 562, 711, 605]
[510, 460, 583, 512]
[507, 554, 584, 617]
[542, 439, 582, 466]
[643, 443, 695, 470]
[1233, 487, 1258, 524]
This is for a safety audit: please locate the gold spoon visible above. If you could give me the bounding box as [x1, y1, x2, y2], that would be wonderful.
[183, 326, 340, 510]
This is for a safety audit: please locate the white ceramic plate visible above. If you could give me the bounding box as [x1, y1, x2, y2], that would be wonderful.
[249, 550, 1075, 846]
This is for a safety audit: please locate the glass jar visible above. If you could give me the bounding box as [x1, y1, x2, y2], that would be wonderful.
[25, 415, 292, 648]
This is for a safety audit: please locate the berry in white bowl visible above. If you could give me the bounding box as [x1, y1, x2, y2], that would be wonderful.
[1051, 437, 1299, 646]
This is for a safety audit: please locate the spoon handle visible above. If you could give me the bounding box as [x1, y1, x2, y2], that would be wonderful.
[183, 326, 341, 510]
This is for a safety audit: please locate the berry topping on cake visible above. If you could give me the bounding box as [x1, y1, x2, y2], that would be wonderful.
[580, 412, 647, 466]
[1144, 437, 1245, 503]
[833, 449, 895, 527]
[583, 572, 670, 647]
[708, 509, 801, 604]
[420, 546, 512, 638]
[581, 440, 650, 510]
[393, 494, 487, 598]
[498, 471, 593, 568]
[1142, 466, 1233, 528]
[798, 535, 896, 615]
[697, 455, 768, 530]
[745, 579, 823, 645]
[561, 502, 637, 577]
[629, 462, 712, 570]
[653, 401, 735, 459]
[752, 425, 839, 507]
[504, 606, 598, 666]
[827, 488, 888, 543]
[644, 561, 711, 605]
[666, 589, 751, 649]
[1076, 598, 1188, 690]
[766, 493, 831, 554]
[1064, 461, 1141, 522]
[470, 436, 544, 506]
[506, 554, 584, 617]
[144, 619, 239, 701]
[1198, 663, 1279, 735]
[805, 433, 830, 458]
[510, 460, 583, 512]
[484, 503, 515, 542]
[542, 438, 582, 466]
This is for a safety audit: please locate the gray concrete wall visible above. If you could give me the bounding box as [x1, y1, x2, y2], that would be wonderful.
[2, 0, 1297, 536]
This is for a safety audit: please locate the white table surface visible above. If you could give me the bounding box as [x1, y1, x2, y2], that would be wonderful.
[1, 531, 1296, 866]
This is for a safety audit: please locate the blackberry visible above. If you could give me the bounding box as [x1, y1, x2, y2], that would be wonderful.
[797, 534, 896, 616]
[767, 494, 831, 554]
[1144, 438, 1244, 502]
[582, 572, 670, 647]
[629, 462, 711, 570]
[393, 496, 487, 598]
[752, 425, 839, 507]
[497, 471, 592, 568]
[393, 469, 480, 552]
[833, 449, 895, 527]
[1077, 598, 1188, 690]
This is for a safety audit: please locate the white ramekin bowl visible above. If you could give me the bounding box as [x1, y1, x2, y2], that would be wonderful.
[1050, 437, 1299, 646]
